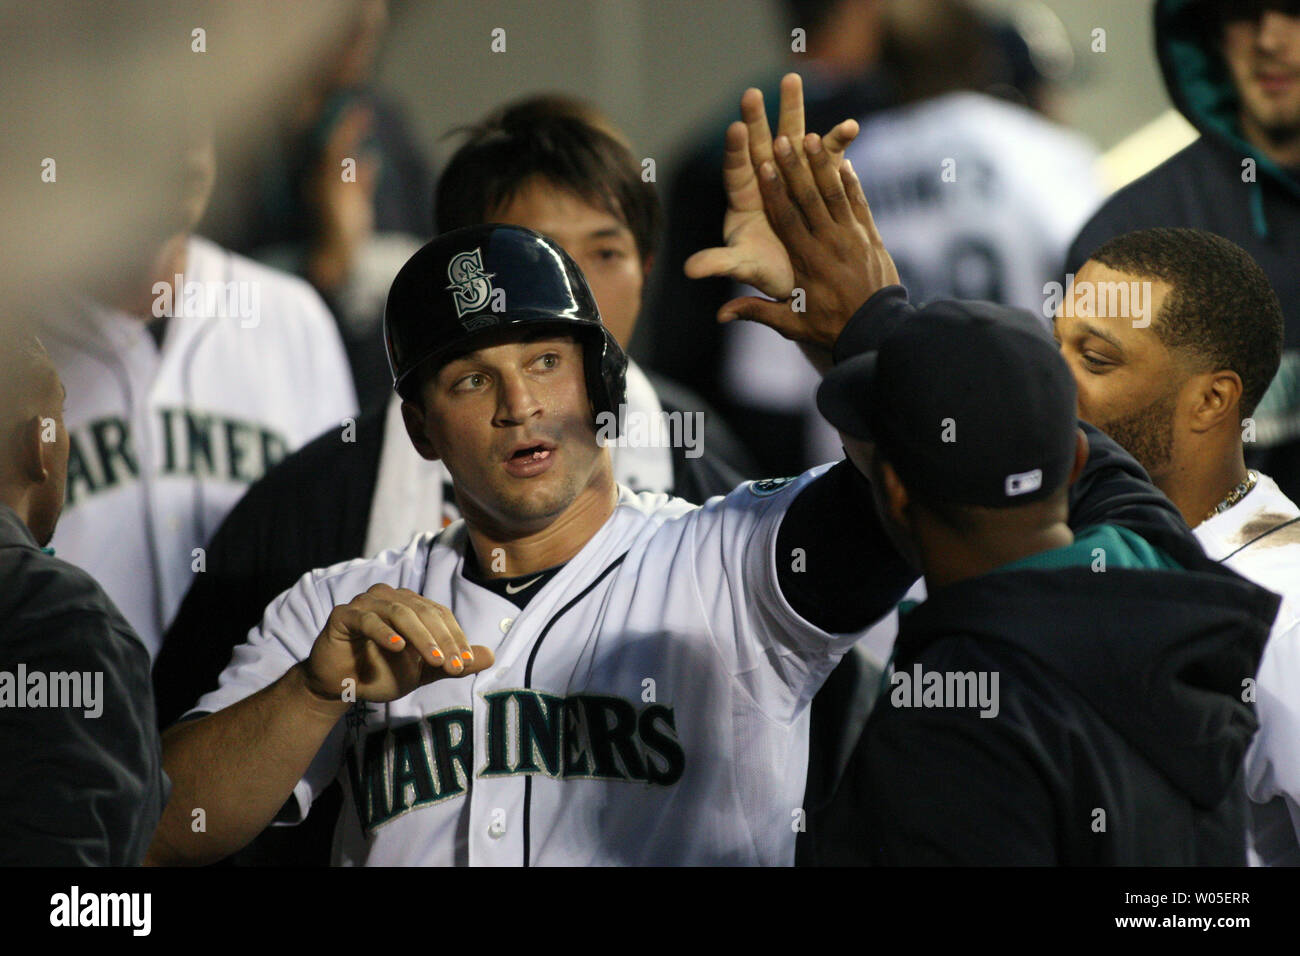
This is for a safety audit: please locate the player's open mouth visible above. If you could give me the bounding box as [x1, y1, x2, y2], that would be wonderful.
[503, 441, 556, 478]
[1256, 72, 1298, 93]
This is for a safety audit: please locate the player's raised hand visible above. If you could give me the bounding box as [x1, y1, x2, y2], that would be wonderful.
[718, 128, 900, 349]
[684, 73, 859, 302]
[301, 583, 494, 705]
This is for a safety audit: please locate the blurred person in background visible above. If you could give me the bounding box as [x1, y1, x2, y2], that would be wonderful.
[37, 105, 358, 661]
[984, 0, 1081, 122]
[216, 0, 434, 412]
[1067, 0, 1300, 504]
[0, 332, 166, 865]
[641, 0, 895, 477]
[677, 0, 1103, 474]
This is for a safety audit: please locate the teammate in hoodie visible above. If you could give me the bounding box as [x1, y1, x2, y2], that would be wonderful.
[810, 299, 1276, 866]
[1055, 226, 1300, 864]
[1066, 0, 1300, 502]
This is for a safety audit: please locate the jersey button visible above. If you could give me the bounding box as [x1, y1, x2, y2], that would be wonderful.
[500, 617, 514, 633]
[488, 815, 507, 839]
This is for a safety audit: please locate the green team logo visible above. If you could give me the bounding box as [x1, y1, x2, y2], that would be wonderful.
[346, 691, 686, 833]
[748, 476, 796, 497]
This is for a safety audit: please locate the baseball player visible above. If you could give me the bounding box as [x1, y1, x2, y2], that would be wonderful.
[146, 82, 1193, 866]
[37, 118, 358, 658]
[1054, 226, 1300, 864]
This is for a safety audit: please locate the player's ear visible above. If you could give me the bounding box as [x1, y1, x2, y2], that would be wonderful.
[401, 399, 441, 462]
[879, 460, 910, 527]
[1189, 369, 1243, 434]
[1067, 427, 1089, 487]
[15, 414, 48, 483]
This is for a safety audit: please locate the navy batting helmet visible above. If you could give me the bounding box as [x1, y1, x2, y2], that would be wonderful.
[384, 224, 628, 419]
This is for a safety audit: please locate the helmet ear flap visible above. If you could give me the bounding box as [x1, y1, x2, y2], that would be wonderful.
[586, 326, 627, 437]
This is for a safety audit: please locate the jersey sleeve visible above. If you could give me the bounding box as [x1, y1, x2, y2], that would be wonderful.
[184, 569, 346, 823]
[684, 466, 900, 723]
[1244, 616, 1300, 850]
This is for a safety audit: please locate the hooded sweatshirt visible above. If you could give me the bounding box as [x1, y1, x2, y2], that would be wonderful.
[1066, 0, 1300, 502]
[816, 509, 1279, 865]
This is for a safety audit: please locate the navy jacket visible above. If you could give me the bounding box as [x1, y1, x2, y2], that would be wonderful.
[0, 505, 165, 865]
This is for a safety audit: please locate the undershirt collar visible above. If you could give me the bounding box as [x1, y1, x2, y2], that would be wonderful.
[461, 547, 566, 609]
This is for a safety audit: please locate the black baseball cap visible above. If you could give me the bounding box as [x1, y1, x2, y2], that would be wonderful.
[816, 300, 1079, 507]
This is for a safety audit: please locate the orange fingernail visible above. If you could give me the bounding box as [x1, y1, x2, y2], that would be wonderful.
[461, 651, 473, 662]
[430, 647, 444, 661]
[389, 635, 401, 645]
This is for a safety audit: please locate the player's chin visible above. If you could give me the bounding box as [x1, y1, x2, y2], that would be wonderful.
[494, 471, 579, 519]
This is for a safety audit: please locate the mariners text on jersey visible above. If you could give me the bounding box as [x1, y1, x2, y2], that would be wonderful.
[65, 409, 290, 506]
[346, 692, 686, 833]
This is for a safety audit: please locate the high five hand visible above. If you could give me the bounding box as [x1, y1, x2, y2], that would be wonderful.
[700, 73, 900, 350]
[684, 73, 860, 303]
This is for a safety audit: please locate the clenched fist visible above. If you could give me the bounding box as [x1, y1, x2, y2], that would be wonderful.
[301, 583, 494, 705]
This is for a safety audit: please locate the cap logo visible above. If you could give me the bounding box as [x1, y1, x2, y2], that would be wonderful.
[1005, 469, 1043, 497]
[446, 248, 496, 322]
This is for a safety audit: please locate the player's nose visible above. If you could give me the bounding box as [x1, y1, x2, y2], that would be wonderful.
[493, 368, 543, 426]
[1256, 12, 1293, 53]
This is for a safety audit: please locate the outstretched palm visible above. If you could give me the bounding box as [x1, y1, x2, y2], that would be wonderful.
[685, 74, 859, 304]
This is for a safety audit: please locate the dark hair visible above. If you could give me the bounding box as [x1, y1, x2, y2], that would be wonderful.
[1201, 0, 1300, 27]
[433, 94, 661, 263]
[781, 0, 844, 36]
[881, 0, 995, 104]
[1086, 228, 1284, 417]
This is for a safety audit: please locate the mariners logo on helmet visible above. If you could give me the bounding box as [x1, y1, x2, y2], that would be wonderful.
[446, 248, 496, 324]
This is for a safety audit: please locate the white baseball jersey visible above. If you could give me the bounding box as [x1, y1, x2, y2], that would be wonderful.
[41, 235, 359, 658]
[190, 468, 872, 866]
[843, 92, 1104, 313]
[1195, 472, 1300, 865]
